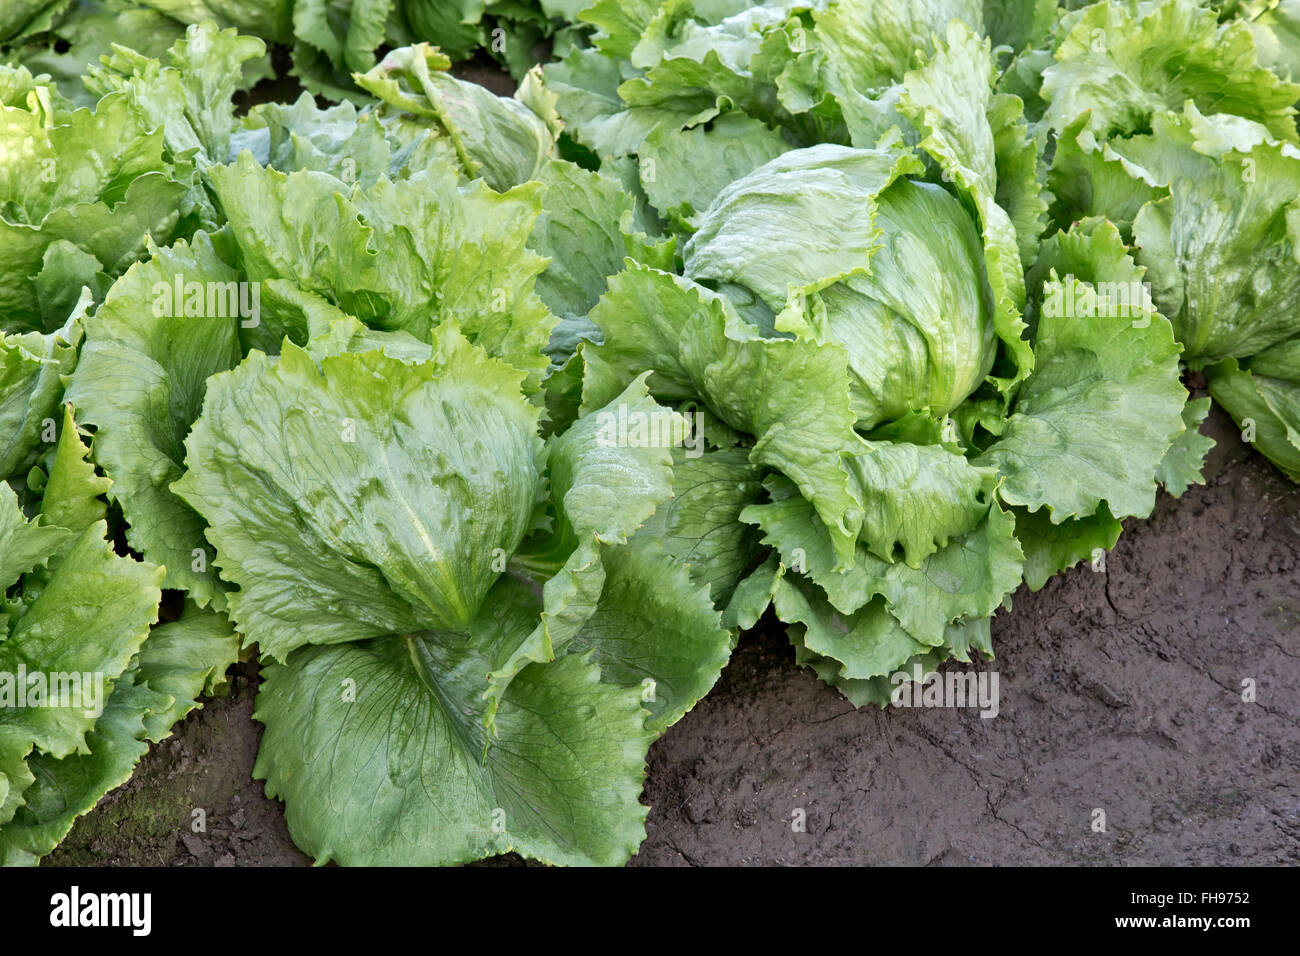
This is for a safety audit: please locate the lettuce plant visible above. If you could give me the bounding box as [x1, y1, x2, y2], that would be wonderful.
[539, 3, 1196, 706]
[171, 333, 730, 865]
[0, 404, 238, 865]
[0, 25, 255, 866]
[6, 23, 729, 865]
[0, 63, 195, 331]
[1032, 0, 1300, 501]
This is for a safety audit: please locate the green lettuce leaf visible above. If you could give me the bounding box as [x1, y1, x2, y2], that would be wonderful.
[843, 439, 1000, 566]
[979, 219, 1188, 521]
[83, 20, 266, 172]
[1240, 0, 1300, 82]
[0, 670, 169, 865]
[1046, 111, 1166, 239]
[746, 476, 1023, 644]
[1156, 396, 1216, 497]
[0, 519, 162, 763]
[1014, 504, 1122, 592]
[0, 85, 189, 324]
[0, 597, 238, 864]
[174, 332, 546, 660]
[135, 602, 240, 741]
[290, 0, 392, 100]
[208, 152, 557, 387]
[232, 93, 456, 186]
[585, 263, 866, 568]
[1208, 351, 1300, 482]
[66, 232, 243, 607]
[564, 537, 733, 734]
[638, 111, 792, 225]
[0, 296, 81, 481]
[355, 43, 555, 191]
[810, 0, 982, 145]
[134, 0, 293, 42]
[40, 402, 109, 535]
[1041, 0, 1300, 141]
[633, 445, 765, 606]
[529, 159, 644, 321]
[774, 573, 931, 682]
[0, 481, 70, 594]
[488, 374, 685, 705]
[1132, 127, 1300, 363]
[897, 20, 1034, 389]
[784, 175, 1001, 427]
[684, 143, 921, 311]
[4, 1, 188, 110]
[254, 634, 651, 866]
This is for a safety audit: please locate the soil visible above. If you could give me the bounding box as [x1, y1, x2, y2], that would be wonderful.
[45, 406, 1300, 867]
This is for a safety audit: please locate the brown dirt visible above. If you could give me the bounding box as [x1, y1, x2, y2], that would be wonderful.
[46, 406, 1300, 866]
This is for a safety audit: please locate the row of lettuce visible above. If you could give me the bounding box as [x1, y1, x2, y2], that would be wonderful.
[0, 23, 740, 867]
[0, 0, 583, 100]
[2, 0, 1298, 867]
